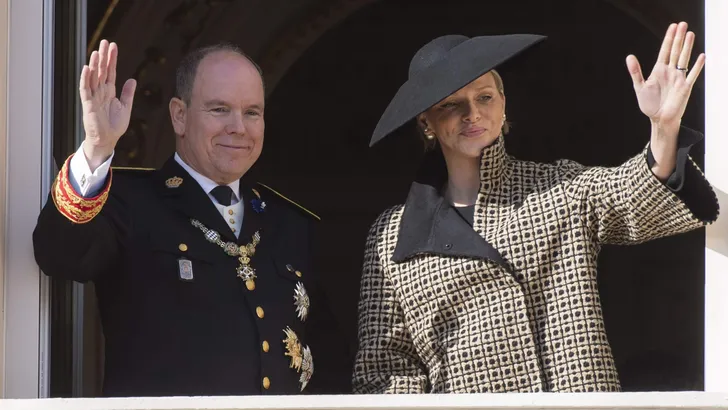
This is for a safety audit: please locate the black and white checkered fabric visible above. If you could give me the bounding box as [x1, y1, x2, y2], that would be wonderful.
[353, 136, 713, 393]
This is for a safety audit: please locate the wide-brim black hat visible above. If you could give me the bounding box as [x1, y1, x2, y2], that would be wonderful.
[370, 34, 546, 147]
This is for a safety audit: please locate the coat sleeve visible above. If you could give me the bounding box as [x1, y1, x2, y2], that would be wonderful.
[352, 210, 429, 394]
[558, 127, 719, 245]
[33, 154, 127, 283]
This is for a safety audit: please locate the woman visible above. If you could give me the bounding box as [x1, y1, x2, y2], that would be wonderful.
[353, 23, 719, 393]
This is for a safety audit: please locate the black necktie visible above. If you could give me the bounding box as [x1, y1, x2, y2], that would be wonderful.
[210, 185, 234, 206]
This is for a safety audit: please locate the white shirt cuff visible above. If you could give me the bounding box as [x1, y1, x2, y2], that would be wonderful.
[68, 144, 114, 197]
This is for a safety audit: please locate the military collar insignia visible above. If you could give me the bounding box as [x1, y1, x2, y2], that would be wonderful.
[165, 176, 183, 188]
[293, 282, 309, 322]
[251, 198, 267, 213]
[282, 327, 314, 391]
[250, 188, 267, 213]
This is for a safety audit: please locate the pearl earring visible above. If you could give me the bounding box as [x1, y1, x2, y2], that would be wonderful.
[424, 128, 435, 140]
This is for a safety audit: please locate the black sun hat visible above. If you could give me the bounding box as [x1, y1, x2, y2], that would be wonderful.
[369, 34, 546, 147]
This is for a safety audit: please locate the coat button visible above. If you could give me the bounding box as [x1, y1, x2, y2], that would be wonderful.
[228, 209, 234, 215]
[178, 243, 188, 252]
[262, 341, 270, 352]
[256, 307, 265, 318]
[245, 280, 255, 291]
[262, 377, 271, 389]
[444, 243, 452, 250]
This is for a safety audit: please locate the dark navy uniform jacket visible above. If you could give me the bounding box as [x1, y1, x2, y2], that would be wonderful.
[33, 156, 351, 397]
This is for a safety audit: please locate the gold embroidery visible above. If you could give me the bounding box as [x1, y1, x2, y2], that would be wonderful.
[112, 166, 155, 171]
[51, 155, 111, 224]
[257, 183, 321, 221]
[165, 176, 183, 188]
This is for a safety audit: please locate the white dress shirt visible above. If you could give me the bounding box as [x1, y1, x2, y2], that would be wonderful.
[68, 144, 244, 237]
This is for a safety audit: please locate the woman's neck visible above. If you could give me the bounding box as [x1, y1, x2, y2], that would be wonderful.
[443, 154, 480, 207]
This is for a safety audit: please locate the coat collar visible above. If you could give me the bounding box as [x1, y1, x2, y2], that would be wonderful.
[153, 157, 271, 247]
[173, 152, 241, 204]
[392, 136, 511, 271]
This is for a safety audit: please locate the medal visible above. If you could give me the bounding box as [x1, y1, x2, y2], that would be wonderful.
[191, 219, 261, 286]
[178, 258, 194, 281]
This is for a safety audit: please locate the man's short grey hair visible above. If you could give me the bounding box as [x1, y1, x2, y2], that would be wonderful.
[175, 43, 264, 104]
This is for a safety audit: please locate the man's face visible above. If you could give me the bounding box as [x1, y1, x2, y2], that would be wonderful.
[171, 51, 265, 184]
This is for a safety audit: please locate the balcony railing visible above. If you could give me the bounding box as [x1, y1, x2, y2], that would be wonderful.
[2, 392, 728, 410]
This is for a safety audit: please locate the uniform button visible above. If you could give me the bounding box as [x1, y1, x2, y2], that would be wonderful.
[246, 280, 255, 291]
[229, 218, 235, 224]
[228, 209, 234, 215]
[444, 243, 453, 250]
[262, 377, 271, 389]
[262, 340, 270, 352]
[256, 307, 265, 318]
[232, 228, 237, 233]
[178, 243, 188, 252]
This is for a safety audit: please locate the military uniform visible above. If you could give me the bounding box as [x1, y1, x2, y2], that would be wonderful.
[33, 153, 349, 397]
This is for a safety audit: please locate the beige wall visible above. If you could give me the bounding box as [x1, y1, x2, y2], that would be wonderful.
[0, 0, 9, 396]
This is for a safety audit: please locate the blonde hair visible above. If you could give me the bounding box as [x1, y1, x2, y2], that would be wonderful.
[420, 70, 509, 151]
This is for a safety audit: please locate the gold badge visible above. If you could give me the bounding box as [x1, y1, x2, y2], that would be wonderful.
[165, 176, 183, 188]
[282, 327, 314, 391]
[294, 282, 309, 322]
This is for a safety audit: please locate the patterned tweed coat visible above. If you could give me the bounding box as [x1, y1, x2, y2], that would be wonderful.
[353, 128, 719, 394]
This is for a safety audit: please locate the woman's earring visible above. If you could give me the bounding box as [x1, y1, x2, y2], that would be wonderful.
[424, 128, 435, 140]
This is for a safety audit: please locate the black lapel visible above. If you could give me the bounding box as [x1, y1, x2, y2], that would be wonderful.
[154, 157, 236, 242]
[392, 147, 510, 271]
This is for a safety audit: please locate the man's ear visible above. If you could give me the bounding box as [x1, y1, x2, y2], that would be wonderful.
[169, 97, 187, 136]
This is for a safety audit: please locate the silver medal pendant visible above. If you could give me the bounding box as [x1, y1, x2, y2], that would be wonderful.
[178, 258, 194, 281]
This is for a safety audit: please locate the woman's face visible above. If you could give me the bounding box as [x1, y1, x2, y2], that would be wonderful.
[419, 71, 506, 160]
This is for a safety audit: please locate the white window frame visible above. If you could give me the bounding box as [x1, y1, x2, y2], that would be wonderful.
[703, 0, 728, 394]
[1, 0, 726, 406]
[2, 0, 52, 399]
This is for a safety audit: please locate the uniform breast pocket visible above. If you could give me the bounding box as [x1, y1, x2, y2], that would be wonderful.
[146, 231, 226, 304]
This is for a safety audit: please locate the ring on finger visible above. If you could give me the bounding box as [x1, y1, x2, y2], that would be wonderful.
[676, 65, 688, 72]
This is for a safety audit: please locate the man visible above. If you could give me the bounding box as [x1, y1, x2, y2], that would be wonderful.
[33, 40, 350, 396]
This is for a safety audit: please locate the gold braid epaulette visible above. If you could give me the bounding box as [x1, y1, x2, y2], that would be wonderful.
[51, 154, 112, 224]
[257, 183, 321, 221]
